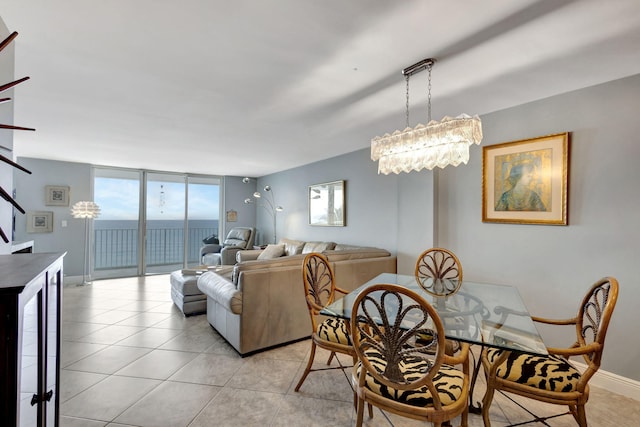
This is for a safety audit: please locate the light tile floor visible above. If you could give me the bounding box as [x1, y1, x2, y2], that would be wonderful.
[59, 275, 640, 426]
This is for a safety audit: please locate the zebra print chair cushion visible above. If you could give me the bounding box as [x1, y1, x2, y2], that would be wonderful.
[317, 317, 352, 345]
[486, 348, 581, 392]
[355, 350, 466, 406]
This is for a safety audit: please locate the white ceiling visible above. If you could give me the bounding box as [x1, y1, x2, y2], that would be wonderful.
[2, 0, 640, 177]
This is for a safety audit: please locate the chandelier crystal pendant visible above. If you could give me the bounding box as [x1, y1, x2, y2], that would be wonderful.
[371, 58, 482, 175]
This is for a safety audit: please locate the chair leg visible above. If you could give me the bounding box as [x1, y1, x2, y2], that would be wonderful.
[481, 383, 495, 427]
[574, 404, 588, 427]
[460, 403, 469, 427]
[355, 396, 365, 427]
[294, 340, 317, 392]
[326, 351, 335, 365]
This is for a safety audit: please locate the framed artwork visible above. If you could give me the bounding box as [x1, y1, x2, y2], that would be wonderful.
[26, 211, 54, 233]
[45, 185, 70, 206]
[226, 209, 237, 222]
[309, 180, 345, 226]
[482, 133, 569, 225]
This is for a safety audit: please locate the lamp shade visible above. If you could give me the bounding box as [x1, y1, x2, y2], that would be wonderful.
[71, 201, 101, 219]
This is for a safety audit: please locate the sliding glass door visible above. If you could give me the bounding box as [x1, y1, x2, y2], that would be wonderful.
[94, 169, 142, 279]
[94, 168, 220, 278]
[187, 176, 221, 266]
[145, 173, 186, 274]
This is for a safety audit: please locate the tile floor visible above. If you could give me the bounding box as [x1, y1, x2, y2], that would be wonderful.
[58, 275, 639, 427]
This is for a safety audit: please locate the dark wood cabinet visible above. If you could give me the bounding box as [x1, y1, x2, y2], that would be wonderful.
[0, 253, 65, 427]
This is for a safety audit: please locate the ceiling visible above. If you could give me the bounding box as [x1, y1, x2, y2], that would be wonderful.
[2, 0, 640, 177]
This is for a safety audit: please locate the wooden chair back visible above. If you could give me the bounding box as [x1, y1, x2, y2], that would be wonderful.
[576, 277, 619, 375]
[351, 284, 446, 392]
[302, 253, 337, 330]
[415, 248, 463, 296]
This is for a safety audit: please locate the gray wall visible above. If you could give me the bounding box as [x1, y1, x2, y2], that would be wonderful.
[437, 74, 640, 381]
[13, 157, 92, 276]
[221, 176, 257, 239]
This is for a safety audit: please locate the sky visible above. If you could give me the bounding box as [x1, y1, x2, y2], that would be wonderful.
[94, 177, 220, 221]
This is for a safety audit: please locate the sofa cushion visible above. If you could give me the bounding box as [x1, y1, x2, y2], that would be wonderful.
[324, 248, 390, 261]
[233, 254, 307, 284]
[236, 249, 262, 263]
[334, 243, 364, 251]
[257, 244, 285, 260]
[302, 241, 336, 254]
[280, 238, 305, 256]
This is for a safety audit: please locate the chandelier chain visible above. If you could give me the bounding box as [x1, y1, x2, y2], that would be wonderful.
[405, 74, 410, 128]
[427, 61, 433, 123]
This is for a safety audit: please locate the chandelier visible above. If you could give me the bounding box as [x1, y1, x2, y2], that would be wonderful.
[371, 58, 482, 174]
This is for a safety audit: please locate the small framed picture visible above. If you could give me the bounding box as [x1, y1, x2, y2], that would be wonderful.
[308, 180, 345, 226]
[45, 185, 70, 206]
[482, 133, 570, 225]
[226, 209, 237, 222]
[27, 211, 54, 233]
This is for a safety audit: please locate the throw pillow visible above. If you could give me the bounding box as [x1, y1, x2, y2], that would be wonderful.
[302, 241, 336, 254]
[279, 238, 305, 256]
[257, 244, 286, 260]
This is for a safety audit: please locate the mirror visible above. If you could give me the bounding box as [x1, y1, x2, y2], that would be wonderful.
[308, 180, 345, 226]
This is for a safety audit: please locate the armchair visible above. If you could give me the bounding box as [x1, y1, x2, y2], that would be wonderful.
[481, 276, 619, 427]
[200, 226, 255, 265]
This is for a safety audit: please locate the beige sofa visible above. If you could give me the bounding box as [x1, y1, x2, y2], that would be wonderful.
[196, 240, 397, 355]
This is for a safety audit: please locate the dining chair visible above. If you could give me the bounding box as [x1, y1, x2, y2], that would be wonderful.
[415, 247, 465, 355]
[351, 283, 470, 427]
[415, 247, 463, 296]
[294, 253, 356, 392]
[481, 276, 619, 427]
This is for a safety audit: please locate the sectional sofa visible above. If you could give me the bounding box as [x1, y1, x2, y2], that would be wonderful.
[197, 239, 397, 355]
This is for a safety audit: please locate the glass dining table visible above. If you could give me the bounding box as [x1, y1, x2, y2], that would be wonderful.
[320, 272, 547, 412]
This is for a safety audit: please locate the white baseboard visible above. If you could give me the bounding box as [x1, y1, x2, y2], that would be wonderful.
[63, 275, 90, 286]
[573, 361, 640, 401]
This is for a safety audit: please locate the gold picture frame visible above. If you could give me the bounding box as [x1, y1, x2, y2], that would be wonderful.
[482, 133, 569, 225]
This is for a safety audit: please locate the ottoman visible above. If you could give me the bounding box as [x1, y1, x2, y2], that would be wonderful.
[170, 270, 207, 316]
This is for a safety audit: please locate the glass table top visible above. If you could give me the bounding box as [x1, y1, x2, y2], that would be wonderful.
[321, 273, 547, 356]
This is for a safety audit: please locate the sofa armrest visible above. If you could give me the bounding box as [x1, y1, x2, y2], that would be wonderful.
[220, 246, 243, 265]
[236, 249, 263, 262]
[197, 271, 242, 314]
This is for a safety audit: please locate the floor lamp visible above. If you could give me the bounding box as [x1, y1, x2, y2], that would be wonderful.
[71, 201, 101, 285]
[243, 181, 283, 244]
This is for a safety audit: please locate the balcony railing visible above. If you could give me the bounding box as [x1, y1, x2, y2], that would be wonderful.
[95, 227, 216, 270]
